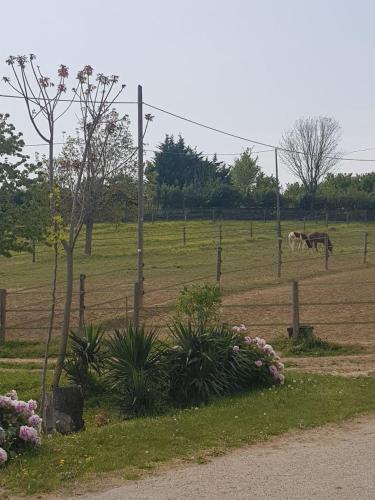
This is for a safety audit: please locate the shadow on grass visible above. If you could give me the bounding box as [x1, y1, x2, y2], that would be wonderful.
[272, 336, 365, 357]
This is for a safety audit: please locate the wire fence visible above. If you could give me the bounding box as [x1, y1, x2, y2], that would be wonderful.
[1, 219, 374, 345]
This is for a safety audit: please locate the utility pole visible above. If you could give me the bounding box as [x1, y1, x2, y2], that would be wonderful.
[137, 85, 144, 308]
[275, 148, 282, 278]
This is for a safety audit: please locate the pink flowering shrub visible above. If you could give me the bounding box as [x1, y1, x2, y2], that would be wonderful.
[0, 390, 41, 466]
[228, 327, 285, 388]
[165, 321, 285, 406]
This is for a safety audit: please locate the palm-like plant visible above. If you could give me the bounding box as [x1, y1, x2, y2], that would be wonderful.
[63, 324, 106, 394]
[106, 325, 168, 416]
[166, 322, 239, 405]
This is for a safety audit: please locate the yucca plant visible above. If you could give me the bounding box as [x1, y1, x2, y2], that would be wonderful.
[63, 324, 106, 395]
[165, 322, 238, 405]
[106, 325, 168, 417]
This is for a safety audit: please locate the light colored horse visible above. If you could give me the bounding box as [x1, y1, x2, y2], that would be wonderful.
[288, 231, 311, 251]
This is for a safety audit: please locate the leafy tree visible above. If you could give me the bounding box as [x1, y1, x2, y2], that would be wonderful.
[283, 182, 307, 208]
[146, 135, 227, 199]
[230, 149, 260, 198]
[0, 113, 47, 257]
[57, 109, 136, 255]
[252, 172, 276, 208]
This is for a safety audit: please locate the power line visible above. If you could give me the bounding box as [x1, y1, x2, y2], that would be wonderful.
[3, 90, 375, 163]
[143, 102, 375, 163]
[20, 141, 273, 157]
[0, 93, 137, 105]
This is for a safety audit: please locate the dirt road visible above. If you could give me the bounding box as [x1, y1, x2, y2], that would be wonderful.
[72, 416, 375, 500]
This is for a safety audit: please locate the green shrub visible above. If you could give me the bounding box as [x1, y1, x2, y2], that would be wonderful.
[176, 283, 221, 328]
[165, 323, 285, 406]
[105, 325, 168, 417]
[165, 322, 234, 405]
[63, 324, 106, 397]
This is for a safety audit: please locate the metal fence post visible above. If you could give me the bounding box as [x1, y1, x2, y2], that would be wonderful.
[182, 226, 186, 246]
[133, 281, 140, 327]
[363, 232, 368, 264]
[79, 274, 86, 329]
[250, 221, 253, 239]
[219, 224, 222, 246]
[216, 246, 222, 283]
[0, 289, 6, 345]
[292, 281, 300, 340]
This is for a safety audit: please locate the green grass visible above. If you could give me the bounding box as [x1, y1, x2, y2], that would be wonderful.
[1, 370, 375, 495]
[1, 219, 374, 290]
[0, 340, 59, 359]
[0, 361, 56, 370]
[1, 219, 375, 342]
[273, 336, 365, 357]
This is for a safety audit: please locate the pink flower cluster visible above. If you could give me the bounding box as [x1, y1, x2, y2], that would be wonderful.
[0, 390, 42, 465]
[232, 324, 247, 333]
[0, 395, 37, 418]
[0, 447, 7, 464]
[19, 425, 40, 445]
[232, 326, 285, 385]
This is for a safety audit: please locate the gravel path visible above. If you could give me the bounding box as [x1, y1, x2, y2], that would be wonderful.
[73, 416, 375, 500]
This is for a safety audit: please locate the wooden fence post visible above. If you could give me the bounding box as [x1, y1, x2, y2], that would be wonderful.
[0, 289, 6, 345]
[291, 281, 300, 340]
[182, 226, 186, 246]
[216, 246, 222, 283]
[79, 274, 86, 329]
[363, 232, 368, 264]
[324, 234, 329, 270]
[32, 239, 36, 263]
[219, 224, 222, 246]
[250, 221, 253, 239]
[277, 234, 282, 279]
[133, 282, 140, 327]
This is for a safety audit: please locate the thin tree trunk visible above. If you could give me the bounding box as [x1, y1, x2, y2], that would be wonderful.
[310, 191, 316, 214]
[84, 218, 94, 256]
[52, 246, 74, 388]
[40, 241, 58, 430]
[41, 137, 58, 429]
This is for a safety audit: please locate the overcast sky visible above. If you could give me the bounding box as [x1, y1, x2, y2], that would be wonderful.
[1, 0, 375, 186]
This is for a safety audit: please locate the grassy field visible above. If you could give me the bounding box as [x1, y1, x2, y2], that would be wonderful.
[1, 369, 375, 496]
[1, 219, 375, 347]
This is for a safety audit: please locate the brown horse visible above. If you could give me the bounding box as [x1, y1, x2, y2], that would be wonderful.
[308, 232, 333, 253]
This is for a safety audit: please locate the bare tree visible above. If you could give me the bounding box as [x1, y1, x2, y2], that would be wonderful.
[4, 57, 128, 390]
[3, 54, 74, 425]
[53, 67, 127, 387]
[280, 116, 342, 211]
